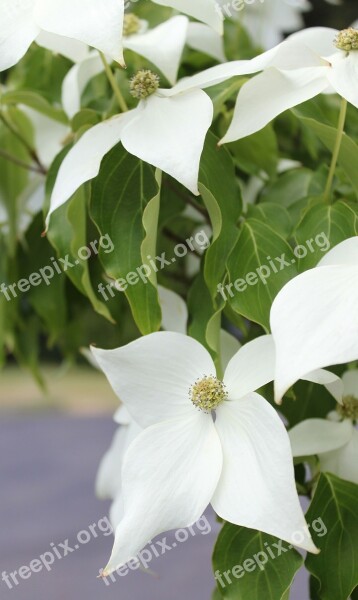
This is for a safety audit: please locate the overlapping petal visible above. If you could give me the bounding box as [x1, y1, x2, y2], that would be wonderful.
[102, 413, 222, 575]
[289, 418, 353, 457]
[124, 16, 188, 85]
[158, 286, 188, 334]
[61, 51, 103, 118]
[92, 332, 215, 428]
[0, 0, 39, 71]
[35, 0, 125, 65]
[46, 111, 135, 227]
[319, 429, 358, 484]
[121, 89, 213, 195]
[326, 51, 358, 110]
[271, 265, 358, 403]
[318, 237, 358, 266]
[211, 393, 318, 553]
[342, 369, 358, 397]
[303, 369, 344, 403]
[220, 67, 329, 143]
[153, 0, 223, 33]
[223, 335, 275, 400]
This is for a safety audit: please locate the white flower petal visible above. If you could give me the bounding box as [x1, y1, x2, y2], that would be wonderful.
[35, 0, 125, 65]
[326, 51, 358, 109]
[320, 428, 358, 484]
[220, 329, 241, 373]
[289, 418, 353, 457]
[186, 22, 226, 63]
[318, 237, 358, 267]
[224, 335, 275, 400]
[124, 16, 188, 85]
[220, 67, 329, 143]
[158, 286, 188, 334]
[303, 369, 344, 403]
[47, 112, 134, 227]
[102, 413, 222, 575]
[212, 393, 317, 553]
[287, 26, 338, 56]
[61, 51, 104, 118]
[95, 421, 141, 500]
[109, 493, 124, 529]
[342, 369, 358, 398]
[0, 0, 39, 71]
[271, 266, 358, 403]
[153, 0, 224, 34]
[113, 405, 132, 425]
[35, 30, 89, 62]
[121, 90, 213, 195]
[91, 332, 215, 428]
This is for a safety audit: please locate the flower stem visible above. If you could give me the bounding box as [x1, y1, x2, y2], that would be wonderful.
[99, 52, 128, 113]
[323, 97, 347, 202]
[0, 148, 45, 174]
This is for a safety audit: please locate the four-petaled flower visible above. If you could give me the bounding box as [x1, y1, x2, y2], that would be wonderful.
[92, 332, 317, 576]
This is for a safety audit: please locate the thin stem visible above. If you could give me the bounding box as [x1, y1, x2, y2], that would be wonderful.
[323, 97, 348, 202]
[99, 52, 128, 113]
[0, 112, 47, 174]
[163, 179, 210, 221]
[0, 148, 45, 174]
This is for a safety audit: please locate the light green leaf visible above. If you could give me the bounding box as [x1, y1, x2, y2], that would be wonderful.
[1, 90, 68, 124]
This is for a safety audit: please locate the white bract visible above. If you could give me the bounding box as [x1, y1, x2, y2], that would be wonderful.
[95, 286, 241, 527]
[0, 0, 125, 70]
[92, 332, 317, 576]
[270, 237, 358, 403]
[289, 370, 358, 485]
[152, 0, 223, 33]
[217, 0, 310, 50]
[62, 16, 225, 118]
[220, 26, 358, 142]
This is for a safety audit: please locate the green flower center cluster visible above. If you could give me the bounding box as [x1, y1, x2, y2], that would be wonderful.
[123, 13, 141, 37]
[335, 28, 358, 52]
[337, 395, 358, 421]
[129, 70, 160, 100]
[190, 375, 228, 412]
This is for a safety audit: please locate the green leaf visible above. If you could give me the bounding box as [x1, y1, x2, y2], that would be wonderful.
[46, 181, 114, 324]
[1, 90, 68, 124]
[228, 123, 279, 178]
[90, 144, 162, 335]
[295, 201, 358, 271]
[199, 132, 242, 301]
[294, 112, 358, 196]
[305, 473, 358, 600]
[227, 219, 297, 330]
[247, 203, 292, 238]
[212, 522, 303, 600]
[280, 378, 336, 428]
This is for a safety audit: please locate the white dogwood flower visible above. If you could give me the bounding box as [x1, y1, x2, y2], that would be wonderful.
[0, 0, 125, 71]
[62, 16, 225, 118]
[95, 286, 241, 527]
[289, 370, 358, 485]
[92, 332, 317, 576]
[220, 26, 358, 142]
[153, 0, 223, 33]
[271, 237, 358, 403]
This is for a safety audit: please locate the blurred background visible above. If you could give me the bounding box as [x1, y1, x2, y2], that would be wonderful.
[0, 0, 356, 598]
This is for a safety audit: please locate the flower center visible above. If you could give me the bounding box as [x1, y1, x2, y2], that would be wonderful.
[123, 13, 141, 37]
[336, 395, 358, 421]
[129, 70, 160, 100]
[335, 28, 358, 52]
[190, 375, 228, 412]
